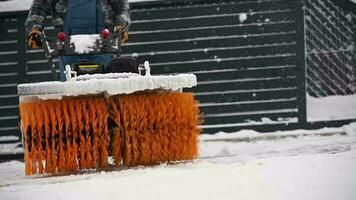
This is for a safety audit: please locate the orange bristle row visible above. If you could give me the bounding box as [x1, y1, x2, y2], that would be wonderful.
[19, 96, 110, 175]
[19, 92, 200, 175]
[112, 92, 201, 166]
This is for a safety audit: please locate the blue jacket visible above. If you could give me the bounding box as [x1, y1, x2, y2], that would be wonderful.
[25, 0, 130, 34]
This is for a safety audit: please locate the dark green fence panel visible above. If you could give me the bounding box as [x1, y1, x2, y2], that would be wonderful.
[123, 0, 304, 133]
[0, 12, 26, 139]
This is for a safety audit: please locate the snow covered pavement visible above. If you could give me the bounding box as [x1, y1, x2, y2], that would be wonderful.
[0, 123, 356, 200]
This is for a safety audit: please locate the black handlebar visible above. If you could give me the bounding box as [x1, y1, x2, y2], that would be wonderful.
[40, 31, 122, 57]
[40, 31, 122, 80]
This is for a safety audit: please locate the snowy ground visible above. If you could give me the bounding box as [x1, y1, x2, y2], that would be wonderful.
[0, 123, 355, 200]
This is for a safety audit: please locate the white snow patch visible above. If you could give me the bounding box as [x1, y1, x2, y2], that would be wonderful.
[0, 142, 22, 154]
[18, 73, 197, 100]
[70, 34, 100, 54]
[200, 118, 298, 129]
[239, 13, 247, 23]
[307, 94, 356, 121]
[75, 72, 139, 81]
[131, 53, 139, 58]
[200, 126, 346, 141]
[0, 0, 32, 12]
[345, 122, 356, 136]
[243, 117, 297, 125]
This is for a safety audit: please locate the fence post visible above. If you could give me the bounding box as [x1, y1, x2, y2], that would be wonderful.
[354, 14, 356, 94]
[296, 0, 307, 125]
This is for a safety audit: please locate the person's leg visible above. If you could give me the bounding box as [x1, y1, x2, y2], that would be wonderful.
[88, 54, 113, 72]
[58, 57, 66, 81]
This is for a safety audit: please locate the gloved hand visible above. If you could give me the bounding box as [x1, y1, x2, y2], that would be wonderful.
[114, 25, 128, 43]
[27, 29, 43, 49]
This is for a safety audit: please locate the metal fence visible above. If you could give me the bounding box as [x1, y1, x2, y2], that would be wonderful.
[305, 0, 356, 97]
[0, 0, 355, 144]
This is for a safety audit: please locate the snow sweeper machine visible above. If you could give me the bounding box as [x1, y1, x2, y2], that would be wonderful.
[17, 30, 201, 175]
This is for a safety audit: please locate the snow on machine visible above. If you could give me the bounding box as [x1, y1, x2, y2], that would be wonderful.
[17, 30, 201, 175]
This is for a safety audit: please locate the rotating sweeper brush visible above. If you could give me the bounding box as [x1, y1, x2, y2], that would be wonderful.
[18, 30, 201, 175]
